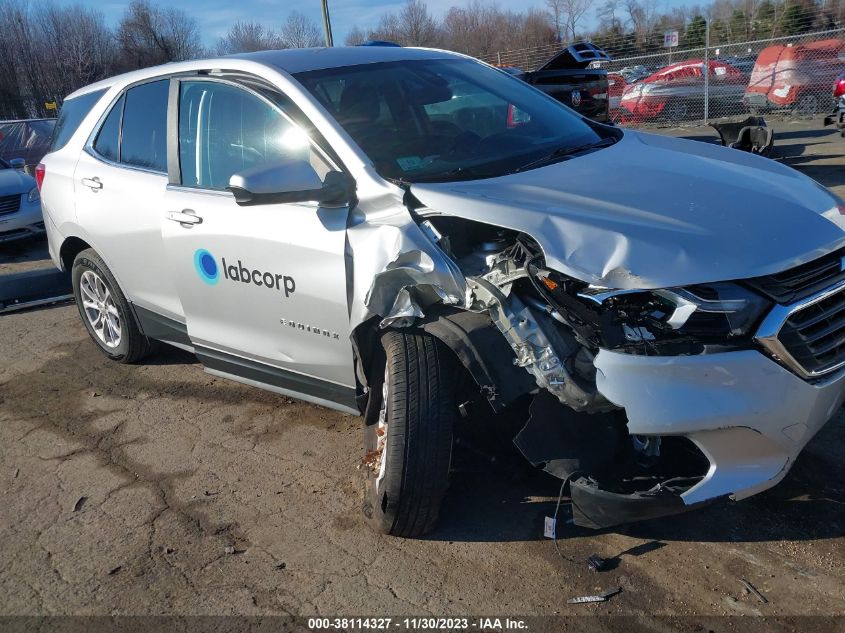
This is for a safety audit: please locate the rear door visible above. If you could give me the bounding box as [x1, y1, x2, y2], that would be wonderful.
[73, 79, 183, 320]
[160, 77, 356, 410]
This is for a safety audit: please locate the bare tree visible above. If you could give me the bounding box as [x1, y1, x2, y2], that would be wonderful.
[597, 0, 622, 29]
[345, 25, 368, 45]
[279, 11, 323, 48]
[623, 0, 660, 43]
[37, 5, 115, 101]
[115, 0, 201, 71]
[217, 21, 282, 54]
[546, 0, 565, 40]
[369, 12, 404, 43]
[398, 0, 440, 46]
[0, 0, 115, 117]
[559, 0, 593, 40]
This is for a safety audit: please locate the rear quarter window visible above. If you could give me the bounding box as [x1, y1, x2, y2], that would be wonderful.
[50, 89, 108, 152]
[93, 95, 124, 162]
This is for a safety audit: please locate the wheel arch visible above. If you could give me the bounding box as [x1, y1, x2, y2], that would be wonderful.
[351, 307, 535, 415]
[59, 235, 92, 272]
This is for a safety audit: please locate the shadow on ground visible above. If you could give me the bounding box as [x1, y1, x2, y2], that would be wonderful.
[0, 235, 50, 273]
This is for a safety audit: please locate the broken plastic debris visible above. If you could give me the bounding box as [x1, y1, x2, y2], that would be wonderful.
[72, 496, 87, 512]
[740, 578, 768, 604]
[224, 546, 237, 555]
[567, 587, 622, 604]
[587, 554, 610, 572]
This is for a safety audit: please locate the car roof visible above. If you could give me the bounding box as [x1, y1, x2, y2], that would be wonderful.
[65, 47, 463, 100]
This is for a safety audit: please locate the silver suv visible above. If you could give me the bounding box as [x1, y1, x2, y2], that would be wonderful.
[40, 47, 845, 537]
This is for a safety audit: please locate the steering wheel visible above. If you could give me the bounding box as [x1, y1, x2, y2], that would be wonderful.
[440, 131, 482, 161]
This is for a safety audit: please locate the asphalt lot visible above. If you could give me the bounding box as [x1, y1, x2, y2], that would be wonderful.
[1, 119, 844, 620]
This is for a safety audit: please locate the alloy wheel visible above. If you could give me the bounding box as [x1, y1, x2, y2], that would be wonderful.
[79, 270, 122, 348]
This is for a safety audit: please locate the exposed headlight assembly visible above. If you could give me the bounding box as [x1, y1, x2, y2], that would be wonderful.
[575, 281, 771, 342]
[27, 187, 40, 203]
[654, 283, 771, 337]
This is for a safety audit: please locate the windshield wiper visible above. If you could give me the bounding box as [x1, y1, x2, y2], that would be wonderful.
[413, 164, 500, 183]
[510, 137, 618, 174]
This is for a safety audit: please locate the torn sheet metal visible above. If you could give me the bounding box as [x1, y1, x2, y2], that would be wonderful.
[411, 129, 844, 290]
[470, 276, 613, 412]
[345, 193, 469, 331]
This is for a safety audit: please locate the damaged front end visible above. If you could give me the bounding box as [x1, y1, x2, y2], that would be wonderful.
[432, 224, 762, 528]
[349, 173, 845, 530]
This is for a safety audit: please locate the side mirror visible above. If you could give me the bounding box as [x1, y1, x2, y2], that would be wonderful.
[227, 158, 354, 207]
[9, 158, 25, 170]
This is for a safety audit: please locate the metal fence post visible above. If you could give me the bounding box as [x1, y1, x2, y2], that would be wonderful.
[703, 18, 710, 125]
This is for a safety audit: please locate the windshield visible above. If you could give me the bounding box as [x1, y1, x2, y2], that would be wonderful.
[294, 58, 609, 182]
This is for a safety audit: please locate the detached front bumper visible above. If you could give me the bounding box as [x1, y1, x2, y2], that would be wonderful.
[594, 348, 845, 508]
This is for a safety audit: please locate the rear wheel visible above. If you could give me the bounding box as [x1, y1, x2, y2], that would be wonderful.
[362, 330, 457, 537]
[71, 248, 153, 363]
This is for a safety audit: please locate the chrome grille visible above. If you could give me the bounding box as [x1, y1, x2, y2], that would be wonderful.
[779, 286, 845, 375]
[757, 280, 845, 378]
[746, 248, 845, 304]
[0, 194, 21, 216]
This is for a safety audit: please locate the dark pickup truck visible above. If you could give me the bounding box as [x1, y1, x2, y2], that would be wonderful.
[503, 42, 612, 123]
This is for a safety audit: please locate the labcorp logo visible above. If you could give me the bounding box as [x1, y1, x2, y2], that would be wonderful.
[193, 249, 219, 285]
[193, 249, 296, 297]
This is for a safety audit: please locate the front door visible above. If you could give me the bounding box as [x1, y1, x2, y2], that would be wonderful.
[161, 78, 356, 410]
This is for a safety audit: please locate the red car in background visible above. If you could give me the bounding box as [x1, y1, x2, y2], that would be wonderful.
[607, 72, 627, 121]
[619, 59, 745, 123]
[745, 39, 845, 116]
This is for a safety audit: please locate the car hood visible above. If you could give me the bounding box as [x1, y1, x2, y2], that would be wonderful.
[411, 130, 845, 289]
[0, 168, 34, 195]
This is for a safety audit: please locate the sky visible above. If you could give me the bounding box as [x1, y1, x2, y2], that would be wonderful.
[59, 0, 692, 49]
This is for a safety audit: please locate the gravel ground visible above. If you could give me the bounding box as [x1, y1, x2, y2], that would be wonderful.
[0, 120, 843, 622]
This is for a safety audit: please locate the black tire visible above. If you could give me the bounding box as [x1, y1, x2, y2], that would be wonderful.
[362, 330, 456, 537]
[71, 248, 153, 364]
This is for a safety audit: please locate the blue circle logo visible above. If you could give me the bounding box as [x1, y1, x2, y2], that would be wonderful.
[194, 249, 219, 285]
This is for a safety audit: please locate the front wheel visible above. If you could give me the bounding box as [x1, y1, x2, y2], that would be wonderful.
[362, 330, 457, 537]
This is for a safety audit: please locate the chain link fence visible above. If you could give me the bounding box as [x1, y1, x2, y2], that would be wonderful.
[482, 23, 845, 128]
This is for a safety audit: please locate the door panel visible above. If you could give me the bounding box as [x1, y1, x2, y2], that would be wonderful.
[162, 78, 355, 396]
[73, 151, 183, 319]
[73, 79, 183, 320]
[161, 189, 354, 387]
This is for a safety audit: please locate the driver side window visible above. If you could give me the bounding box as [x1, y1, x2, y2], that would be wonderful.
[178, 80, 330, 190]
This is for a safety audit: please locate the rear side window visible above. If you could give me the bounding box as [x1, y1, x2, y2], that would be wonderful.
[50, 89, 107, 151]
[120, 80, 169, 172]
[93, 95, 124, 162]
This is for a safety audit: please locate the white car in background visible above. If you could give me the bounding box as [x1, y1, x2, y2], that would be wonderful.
[0, 157, 43, 243]
[37, 46, 845, 537]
